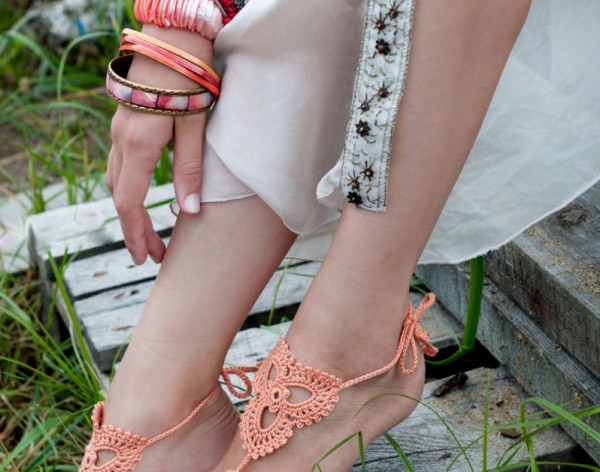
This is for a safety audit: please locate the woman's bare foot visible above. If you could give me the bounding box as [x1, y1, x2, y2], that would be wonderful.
[92, 385, 239, 472]
[215, 298, 429, 472]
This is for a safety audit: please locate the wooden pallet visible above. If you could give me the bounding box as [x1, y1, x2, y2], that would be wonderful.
[416, 181, 600, 465]
[26, 184, 463, 374]
[26, 184, 590, 470]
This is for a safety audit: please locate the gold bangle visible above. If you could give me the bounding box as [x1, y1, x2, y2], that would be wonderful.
[108, 53, 208, 95]
[106, 54, 215, 116]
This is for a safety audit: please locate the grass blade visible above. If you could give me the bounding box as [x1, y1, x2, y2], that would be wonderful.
[310, 431, 366, 472]
[383, 432, 414, 472]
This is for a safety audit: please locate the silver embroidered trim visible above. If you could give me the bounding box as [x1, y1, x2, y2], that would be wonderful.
[339, 0, 416, 210]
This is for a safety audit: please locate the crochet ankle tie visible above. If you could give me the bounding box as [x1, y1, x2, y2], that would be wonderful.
[227, 293, 439, 472]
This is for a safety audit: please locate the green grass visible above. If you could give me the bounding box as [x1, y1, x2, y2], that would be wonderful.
[0, 3, 133, 469]
[0, 268, 101, 471]
[0, 0, 168, 214]
[310, 386, 600, 471]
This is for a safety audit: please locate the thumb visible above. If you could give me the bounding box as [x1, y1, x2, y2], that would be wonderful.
[172, 114, 206, 214]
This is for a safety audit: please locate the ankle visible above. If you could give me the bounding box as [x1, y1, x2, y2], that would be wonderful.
[286, 296, 411, 380]
[93, 386, 239, 471]
[103, 338, 223, 435]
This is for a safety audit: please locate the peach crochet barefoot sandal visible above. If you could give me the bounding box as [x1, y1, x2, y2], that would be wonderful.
[79, 366, 247, 471]
[225, 293, 439, 472]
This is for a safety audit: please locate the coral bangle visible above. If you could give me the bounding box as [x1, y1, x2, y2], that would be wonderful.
[121, 28, 221, 84]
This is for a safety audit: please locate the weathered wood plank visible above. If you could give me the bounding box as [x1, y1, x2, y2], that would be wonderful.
[0, 180, 109, 274]
[484, 182, 600, 378]
[415, 263, 600, 465]
[58, 218, 335, 302]
[66, 241, 170, 300]
[26, 184, 177, 280]
[73, 261, 319, 320]
[81, 270, 462, 373]
[78, 262, 321, 370]
[98, 292, 463, 395]
[351, 367, 580, 471]
[27, 184, 337, 286]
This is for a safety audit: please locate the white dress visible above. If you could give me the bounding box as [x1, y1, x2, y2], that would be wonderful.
[193, 0, 600, 264]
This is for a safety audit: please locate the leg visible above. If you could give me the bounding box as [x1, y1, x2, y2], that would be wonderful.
[218, 0, 531, 470]
[98, 196, 296, 471]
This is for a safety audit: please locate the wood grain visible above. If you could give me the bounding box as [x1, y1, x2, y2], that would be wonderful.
[485, 183, 600, 378]
[351, 367, 578, 471]
[416, 262, 600, 465]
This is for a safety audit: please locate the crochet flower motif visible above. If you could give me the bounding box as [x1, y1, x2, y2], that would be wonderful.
[239, 339, 343, 460]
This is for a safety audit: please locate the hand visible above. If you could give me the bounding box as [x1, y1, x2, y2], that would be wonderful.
[105, 25, 214, 265]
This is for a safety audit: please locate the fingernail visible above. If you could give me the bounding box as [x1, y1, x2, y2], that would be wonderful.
[131, 255, 138, 265]
[184, 194, 200, 213]
[150, 254, 160, 264]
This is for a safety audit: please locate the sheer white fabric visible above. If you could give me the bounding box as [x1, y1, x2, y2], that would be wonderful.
[199, 0, 600, 264]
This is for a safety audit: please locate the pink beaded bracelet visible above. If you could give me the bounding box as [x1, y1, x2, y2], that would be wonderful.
[134, 0, 224, 41]
[106, 54, 215, 115]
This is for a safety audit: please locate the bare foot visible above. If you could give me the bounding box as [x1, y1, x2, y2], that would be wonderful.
[90, 385, 239, 472]
[215, 342, 426, 471]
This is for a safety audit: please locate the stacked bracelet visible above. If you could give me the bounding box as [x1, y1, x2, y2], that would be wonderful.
[106, 54, 215, 115]
[119, 31, 220, 96]
[134, 0, 224, 41]
[105, 27, 221, 115]
[121, 28, 220, 84]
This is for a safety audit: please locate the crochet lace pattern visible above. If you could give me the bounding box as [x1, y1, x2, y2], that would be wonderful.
[228, 293, 439, 471]
[79, 387, 216, 471]
[79, 363, 248, 471]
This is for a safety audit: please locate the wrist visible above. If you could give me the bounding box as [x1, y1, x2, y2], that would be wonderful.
[126, 24, 214, 90]
[140, 24, 214, 61]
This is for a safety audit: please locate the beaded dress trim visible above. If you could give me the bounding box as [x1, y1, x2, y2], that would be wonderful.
[340, 0, 417, 210]
[228, 293, 439, 471]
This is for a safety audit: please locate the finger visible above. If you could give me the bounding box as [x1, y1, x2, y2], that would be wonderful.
[172, 113, 206, 214]
[110, 111, 126, 196]
[113, 155, 156, 264]
[112, 148, 124, 197]
[105, 147, 115, 194]
[144, 211, 167, 264]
